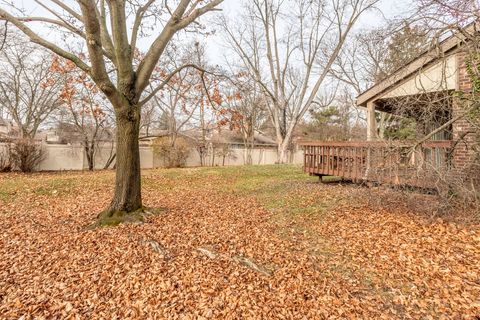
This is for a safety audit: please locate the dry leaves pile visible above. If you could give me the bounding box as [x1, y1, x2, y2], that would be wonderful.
[0, 167, 479, 319]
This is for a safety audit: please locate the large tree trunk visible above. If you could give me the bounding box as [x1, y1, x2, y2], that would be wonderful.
[84, 139, 95, 171]
[99, 104, 143, 224]
[277, 129, 293, 164]
[85, 146, 94, 171]
[247, 134, 254, 165]
[277, 143, 289, 164]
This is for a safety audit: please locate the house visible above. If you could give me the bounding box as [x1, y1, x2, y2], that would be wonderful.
[0, 117, 19, 139]
[0, 118, 9, 137]
[301, 26, 478, 188]
[139, 127, 277, 148]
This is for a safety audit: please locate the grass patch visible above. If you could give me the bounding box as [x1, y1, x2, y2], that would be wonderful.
[0, 190, 12, 202]
[33, 178, 77, 195]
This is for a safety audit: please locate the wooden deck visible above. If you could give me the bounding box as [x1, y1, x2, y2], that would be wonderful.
[299, 140, 453, 189]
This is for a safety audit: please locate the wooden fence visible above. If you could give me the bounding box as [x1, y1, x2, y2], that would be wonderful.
[300, 140, 453, 188]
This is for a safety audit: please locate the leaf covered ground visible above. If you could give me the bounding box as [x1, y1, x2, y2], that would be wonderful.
[0, 165, 479, 319]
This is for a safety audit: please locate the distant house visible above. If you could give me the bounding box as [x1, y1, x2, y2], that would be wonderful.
[139, 127, 277, 148]
[34, 129, 62, 143]
[0, 117, 18, 139]
[302, 26, 478, 188]
[0, 118, 9, 136]
[208, 130, 277, 148]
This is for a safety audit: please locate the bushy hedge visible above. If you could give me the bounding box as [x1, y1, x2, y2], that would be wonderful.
[153, 136, 192, 168]
[2, 139, 45, 172]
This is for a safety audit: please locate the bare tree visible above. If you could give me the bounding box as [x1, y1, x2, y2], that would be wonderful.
[0, 0, 224, 222]
[0, 22, 7, 52]
[303, 87, 365, 141]
[222, 73, 267, 164]
[139, 102, 159, 138]
[0, 36, 62, 139]
[331, 23, 430, 93]
[152, 42, 206, 146]
[52, 56, 113, 171]
[223, 0, 378, 163]
[329, 22, 431, 140]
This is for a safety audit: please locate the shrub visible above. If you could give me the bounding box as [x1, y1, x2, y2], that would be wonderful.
[214, 143, 237, 166]
[8, 139, 45, 172]
[0, 145, 12, 172]
[153, 136, 191, 168]
[444, 155, 480, 216]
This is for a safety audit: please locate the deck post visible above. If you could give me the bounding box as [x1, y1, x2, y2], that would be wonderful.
[365, 101, 377, 180]
[366, 101, 377, 141]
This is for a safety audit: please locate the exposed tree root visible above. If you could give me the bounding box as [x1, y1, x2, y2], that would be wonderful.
[196, 247, 273, 276]
[144, 240, 170, 258]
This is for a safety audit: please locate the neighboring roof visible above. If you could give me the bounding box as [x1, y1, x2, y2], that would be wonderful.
[140, 128, 277, 146]
[357, 24, 476, 107]
[139, 129, 170, 139]
[253, 132, 277, 145]
[139, 130, 196, 143]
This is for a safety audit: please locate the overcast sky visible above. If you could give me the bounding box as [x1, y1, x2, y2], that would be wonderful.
[6, 0, 414, 63]
[208, 0, 414, 61]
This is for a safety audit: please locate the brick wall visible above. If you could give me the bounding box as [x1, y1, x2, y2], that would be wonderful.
[452, 51, 476, 169]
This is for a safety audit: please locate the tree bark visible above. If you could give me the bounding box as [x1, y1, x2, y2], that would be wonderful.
[85, 146, 94, 171]
[84, 139, 95, 171]
[277, 128, 293, 164]
[104, 151, 116, 170]
[106, 104, 142, 214]
[277, 143, 289, 164]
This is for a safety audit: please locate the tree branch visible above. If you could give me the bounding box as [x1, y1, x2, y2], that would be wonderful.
[135, 0, 224, 96]
[77, 0, 124, 107]
[140, 63, 222, 106]
[48, 0, 83, 22]
[130, 0, 156, 61]
[0, 9, 90, 72]
[107, 0, 134, 93]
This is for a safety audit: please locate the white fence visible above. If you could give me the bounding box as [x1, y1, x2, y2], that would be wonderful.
[0, 142, 303, 171]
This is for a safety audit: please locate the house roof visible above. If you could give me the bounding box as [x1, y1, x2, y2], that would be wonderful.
[356, 24, 476, 107]
[139, 128, 277, 146]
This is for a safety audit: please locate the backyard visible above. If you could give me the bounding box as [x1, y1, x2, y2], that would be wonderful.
[0, 165, 479, 319]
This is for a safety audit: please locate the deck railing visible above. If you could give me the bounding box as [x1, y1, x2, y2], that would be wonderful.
[299, 140, 453, 188]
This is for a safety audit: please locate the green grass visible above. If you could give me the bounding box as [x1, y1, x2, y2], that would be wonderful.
[178, 165, 334, 214]
[141, 165, 340, 223]
[33, 177, 77, 195]
[0, 190, 11, 202]
[0, 171, 113, 203]
[0, 176, 31, 203]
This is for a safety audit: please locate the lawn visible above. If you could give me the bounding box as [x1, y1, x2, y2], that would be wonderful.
[0, 165, 479, 319]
